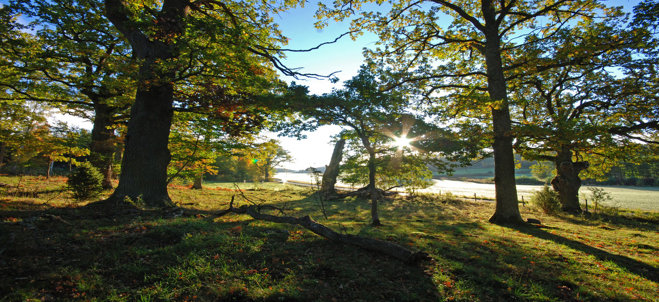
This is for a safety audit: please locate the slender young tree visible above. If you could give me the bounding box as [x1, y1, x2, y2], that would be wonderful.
[295, 67, 409, 225]
[284, 67, 481, 225]
[167, 85, 272, 189]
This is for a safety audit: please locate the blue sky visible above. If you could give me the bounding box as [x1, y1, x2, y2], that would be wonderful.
[274, 2, 380, 95]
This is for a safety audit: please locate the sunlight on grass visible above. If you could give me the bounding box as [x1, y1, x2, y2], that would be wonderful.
[0, 176, 657, 301]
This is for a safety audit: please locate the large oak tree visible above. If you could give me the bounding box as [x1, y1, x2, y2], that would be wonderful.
[319, 0, 622, 223]
[102, 0, 318, 207]
[511, 8, 658, 212]
[1, 0, 135, 188]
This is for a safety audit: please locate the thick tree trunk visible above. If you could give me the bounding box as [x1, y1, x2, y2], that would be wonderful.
[104, 0, 190, 208]
[0, 142, 6, 168]
[109, 72, 174, 207]
[551, 148, 588, 213]
[90, 102, 116, 189]
[320, 138, 345, 197]
[192, 172, 203, 190]
[482, 1, 522, 224]
[264, 165, 270, 182]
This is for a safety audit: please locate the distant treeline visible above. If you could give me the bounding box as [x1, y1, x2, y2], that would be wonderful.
[435, 156, 659, 187]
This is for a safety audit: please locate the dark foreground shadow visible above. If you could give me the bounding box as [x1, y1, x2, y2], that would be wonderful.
[0, 200, 439, 301]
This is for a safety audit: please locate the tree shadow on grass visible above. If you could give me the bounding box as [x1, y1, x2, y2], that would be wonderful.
[414, 221, 608, 301]
[3, 193, 655, 301]
[276, 196, 628, 300]
[508, 224, 658, 283]
[554, 212, 659, 232]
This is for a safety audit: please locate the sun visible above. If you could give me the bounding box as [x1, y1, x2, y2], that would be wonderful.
[393, 136, 412, 149]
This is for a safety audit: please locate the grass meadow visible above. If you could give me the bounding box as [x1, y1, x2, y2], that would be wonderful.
[0, 176, 657, 301]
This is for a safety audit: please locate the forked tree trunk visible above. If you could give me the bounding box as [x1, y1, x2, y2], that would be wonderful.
[320, 138, 345, 197]
[482, 1, 523, 224]
[90, 102, 116, 189]
[551, 148, 588, 213]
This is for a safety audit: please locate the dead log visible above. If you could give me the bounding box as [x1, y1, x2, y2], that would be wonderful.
[215, 198, 428, 264]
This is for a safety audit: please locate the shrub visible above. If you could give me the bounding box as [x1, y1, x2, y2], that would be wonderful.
[584, 187, 618, 215]
[67, 162, 104, 200]
[531, 185, 561, 214]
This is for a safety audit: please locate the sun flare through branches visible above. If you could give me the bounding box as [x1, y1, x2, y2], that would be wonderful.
[393, 136, 413, 149]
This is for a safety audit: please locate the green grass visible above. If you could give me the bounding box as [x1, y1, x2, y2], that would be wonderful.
[204, 181, 308, 192]
[581, 186, 659, 212]
[1, 176, 657, 301]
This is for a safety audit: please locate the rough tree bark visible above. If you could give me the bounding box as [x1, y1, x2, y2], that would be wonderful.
[320, 138, 345, 198]
[104, 0, 189, 207]
[90, 102, 117, 189]
[551, 147, 588, 213]
[216, 199, 427, 263]
[482, 0, 523, 224]
[192, 172, 203, 190]
[0, 142, 6, 168]
[110, 78, 175, 206]
[46, 160, 53, 179]
[264, 162, 271, 182]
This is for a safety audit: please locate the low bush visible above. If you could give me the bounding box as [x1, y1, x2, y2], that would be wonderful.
[67, 162, 104, 200]
[531, 185, 561, 214]
[583, 186, 619, 216]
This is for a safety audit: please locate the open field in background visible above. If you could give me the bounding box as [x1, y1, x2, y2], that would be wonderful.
[434, 167, 533, 179]
[1, 176, 657, 301]
[274, 173, 659, 212]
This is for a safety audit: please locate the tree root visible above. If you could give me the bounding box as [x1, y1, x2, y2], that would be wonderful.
[214, 197, 429, 264]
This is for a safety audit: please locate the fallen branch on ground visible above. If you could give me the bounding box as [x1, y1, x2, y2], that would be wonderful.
[214, 197, 429, 264]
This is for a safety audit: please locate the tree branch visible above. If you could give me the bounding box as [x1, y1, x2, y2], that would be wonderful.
[429, 0, 485, 32]
[269, 31, 358, 52]
[104, 0, 151, 58]
[213, 198, 429, 263]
